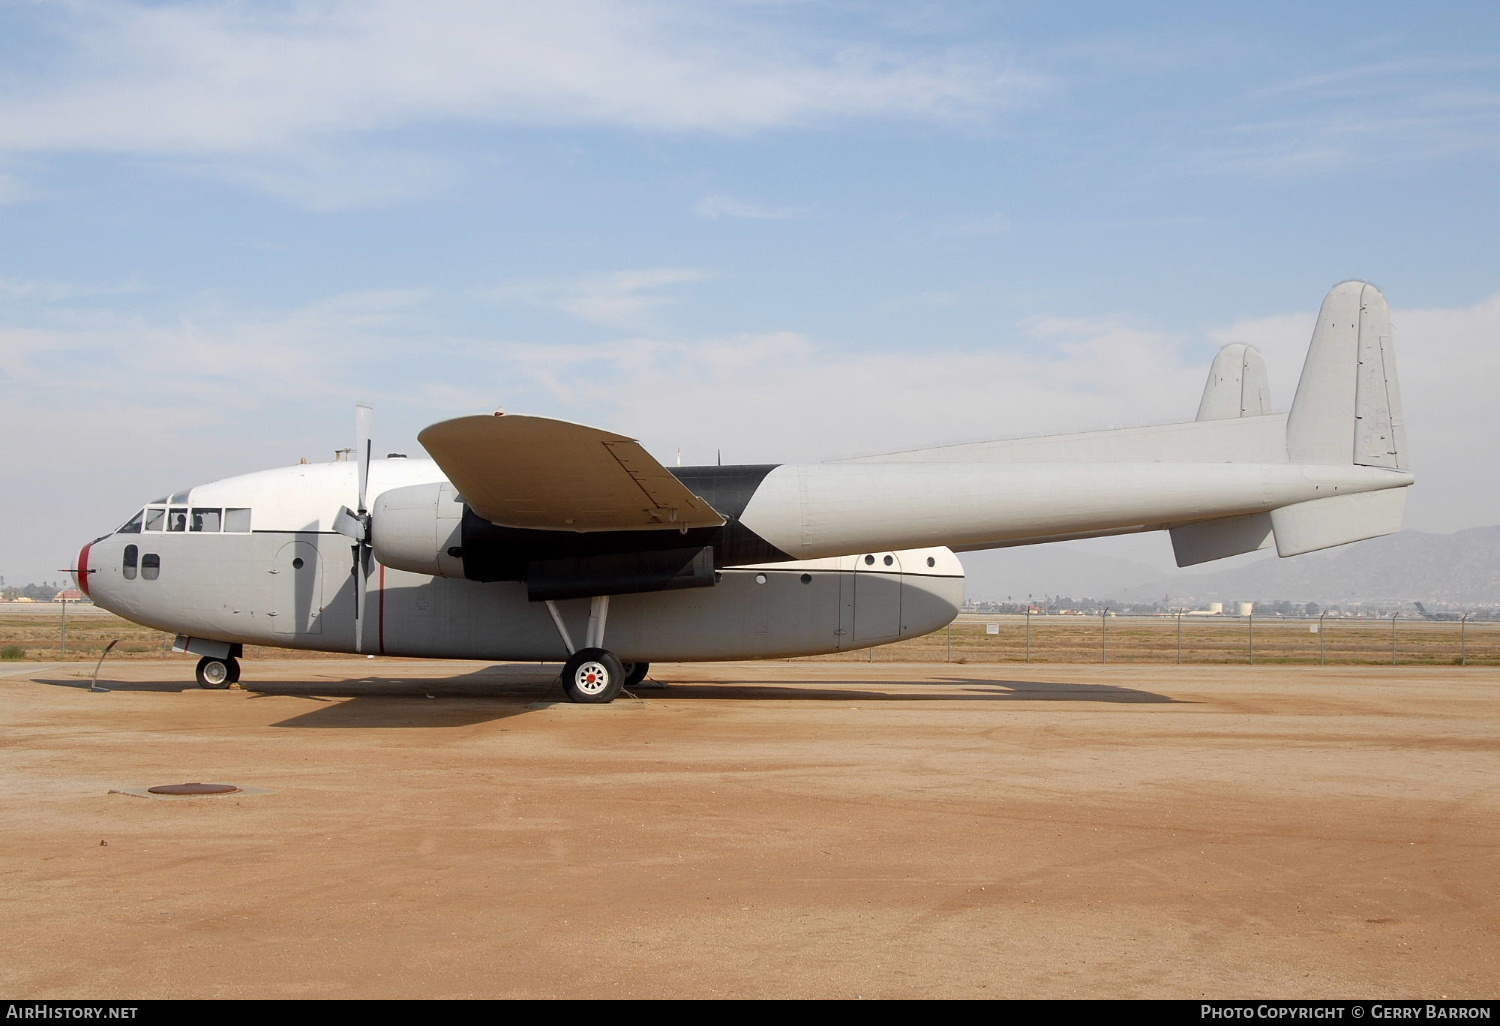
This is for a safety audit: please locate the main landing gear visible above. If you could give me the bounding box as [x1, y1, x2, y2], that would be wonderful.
[195, 655, 240, 689]
[562, 648, 625, 704]
[545, 595, 649, 704]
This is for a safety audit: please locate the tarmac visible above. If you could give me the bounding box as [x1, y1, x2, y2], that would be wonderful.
[2, 657, 1497, 999]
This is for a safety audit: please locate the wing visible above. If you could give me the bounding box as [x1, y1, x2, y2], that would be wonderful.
[417, 414, 726, 533]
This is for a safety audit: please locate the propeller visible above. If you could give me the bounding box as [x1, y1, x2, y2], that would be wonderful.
[333, 404, 375, 653]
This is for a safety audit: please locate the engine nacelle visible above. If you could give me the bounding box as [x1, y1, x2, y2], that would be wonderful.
[371, 483, 466, 578]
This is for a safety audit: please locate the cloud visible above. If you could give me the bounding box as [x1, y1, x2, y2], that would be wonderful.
[0, 1, 1042, 156]
[486, 267, 716, 330]
[692, 193, 804, 221]
[1192, 56, 1500, 176]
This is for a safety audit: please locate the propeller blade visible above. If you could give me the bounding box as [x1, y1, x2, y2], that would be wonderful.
[355, 403, 373, 514]
[353, 543, 373, 654]
[332, 506, 367, 542]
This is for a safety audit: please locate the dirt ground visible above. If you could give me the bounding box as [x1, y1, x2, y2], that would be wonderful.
[2, 657, 1497, 999]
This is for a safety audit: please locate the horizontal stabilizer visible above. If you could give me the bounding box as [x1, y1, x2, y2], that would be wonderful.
[418, 414, 726, 533]
[1197, 344, 1272, 421]
[1269, 487, 1406, 557]
[1170, 512, 1274, 567]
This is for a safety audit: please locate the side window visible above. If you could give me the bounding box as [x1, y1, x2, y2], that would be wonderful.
[117, 511, 143, 534]
[144, 508, 165, 532]
[224, 508, 252, 532]
[122, 545, 138, 580]
[141, 553, 161, 581]
[190, 508, 222, 532]
[167, 508, 188, 532]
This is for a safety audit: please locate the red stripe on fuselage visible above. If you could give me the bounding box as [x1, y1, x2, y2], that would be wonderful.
[76, 544, 92, 597]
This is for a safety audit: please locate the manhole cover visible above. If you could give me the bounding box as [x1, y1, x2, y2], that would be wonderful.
[146, 782, 240, 795]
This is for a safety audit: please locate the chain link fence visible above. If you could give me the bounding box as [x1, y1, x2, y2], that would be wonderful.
[814, 614, 1500, 666]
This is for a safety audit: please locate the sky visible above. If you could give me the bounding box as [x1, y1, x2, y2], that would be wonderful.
[2, 0, 1498, 590]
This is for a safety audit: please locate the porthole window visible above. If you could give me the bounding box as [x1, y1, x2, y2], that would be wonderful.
[292, 557, 305, 570]
[883, 555, 894, 566]
[927, 556, 936, 567]
[141, 553, 161, 581]
[800, 573, 812, 584]
[122, 545, 138, 581]
[864, 554, 875, 565]
[754, 573, 767, 585]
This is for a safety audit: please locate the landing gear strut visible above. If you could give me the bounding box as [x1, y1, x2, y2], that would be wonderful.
[547, 595, 641, 704]
[195, 655, 240, 689]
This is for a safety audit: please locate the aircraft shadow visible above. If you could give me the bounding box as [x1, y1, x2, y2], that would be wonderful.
[28, 666, 1184, 729]
[631, 677, 1184, 704]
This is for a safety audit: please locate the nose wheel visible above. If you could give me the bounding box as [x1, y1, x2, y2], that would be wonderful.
[195, 655, 240, 689]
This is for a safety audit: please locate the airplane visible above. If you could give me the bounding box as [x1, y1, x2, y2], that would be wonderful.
[73, 280, 1411, 703]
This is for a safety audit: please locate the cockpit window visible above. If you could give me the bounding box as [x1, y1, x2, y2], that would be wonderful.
[169, 490, 191, 505]
[144, 508, 166, 532]
[167, 508, 189, 532]
[190, 508, 222, 532]
[225, 508, 252, 532]
[117, 511, 143, 534]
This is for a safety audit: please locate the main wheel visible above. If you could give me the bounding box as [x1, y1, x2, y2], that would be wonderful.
[622, 661, 650, 687]
[196, 655, 239, 690]
[561, 648, 625, 704]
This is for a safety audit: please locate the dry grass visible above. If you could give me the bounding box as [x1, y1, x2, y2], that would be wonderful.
[4, 606, 1495, 667]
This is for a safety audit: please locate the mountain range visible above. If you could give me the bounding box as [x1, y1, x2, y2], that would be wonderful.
[961, 525, 1500, 607]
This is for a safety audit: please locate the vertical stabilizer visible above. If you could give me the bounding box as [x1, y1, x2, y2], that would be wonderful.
[1197, 343, 1272, 421]
[1286, 281, 1408, 468]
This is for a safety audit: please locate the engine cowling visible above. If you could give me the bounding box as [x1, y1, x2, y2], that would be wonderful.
[371, 483, 466, 578]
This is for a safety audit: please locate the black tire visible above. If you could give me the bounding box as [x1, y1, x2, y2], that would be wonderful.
[622, 661, 650, 687]
[195, 655, 238, 690]
[561, 648, 625, 704]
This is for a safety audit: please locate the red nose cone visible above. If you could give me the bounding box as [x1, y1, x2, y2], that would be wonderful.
[75, 544, 92, 597]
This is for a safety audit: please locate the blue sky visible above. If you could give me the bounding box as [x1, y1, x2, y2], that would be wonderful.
[2, 1, 1498, 590]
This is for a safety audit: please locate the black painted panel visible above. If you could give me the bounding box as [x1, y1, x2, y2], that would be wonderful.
[459, 464, 788, 583]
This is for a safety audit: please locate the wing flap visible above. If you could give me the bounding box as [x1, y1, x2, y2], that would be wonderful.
[418, 414, 726, 532]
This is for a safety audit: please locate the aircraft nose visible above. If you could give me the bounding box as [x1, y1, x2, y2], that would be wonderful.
[75, 542, 93, 598]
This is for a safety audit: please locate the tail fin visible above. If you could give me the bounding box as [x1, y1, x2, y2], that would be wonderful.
[1286, 281, 1409, 469]
[1196, 343, 1272, 421]
[1171, 282, 1413, 565]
